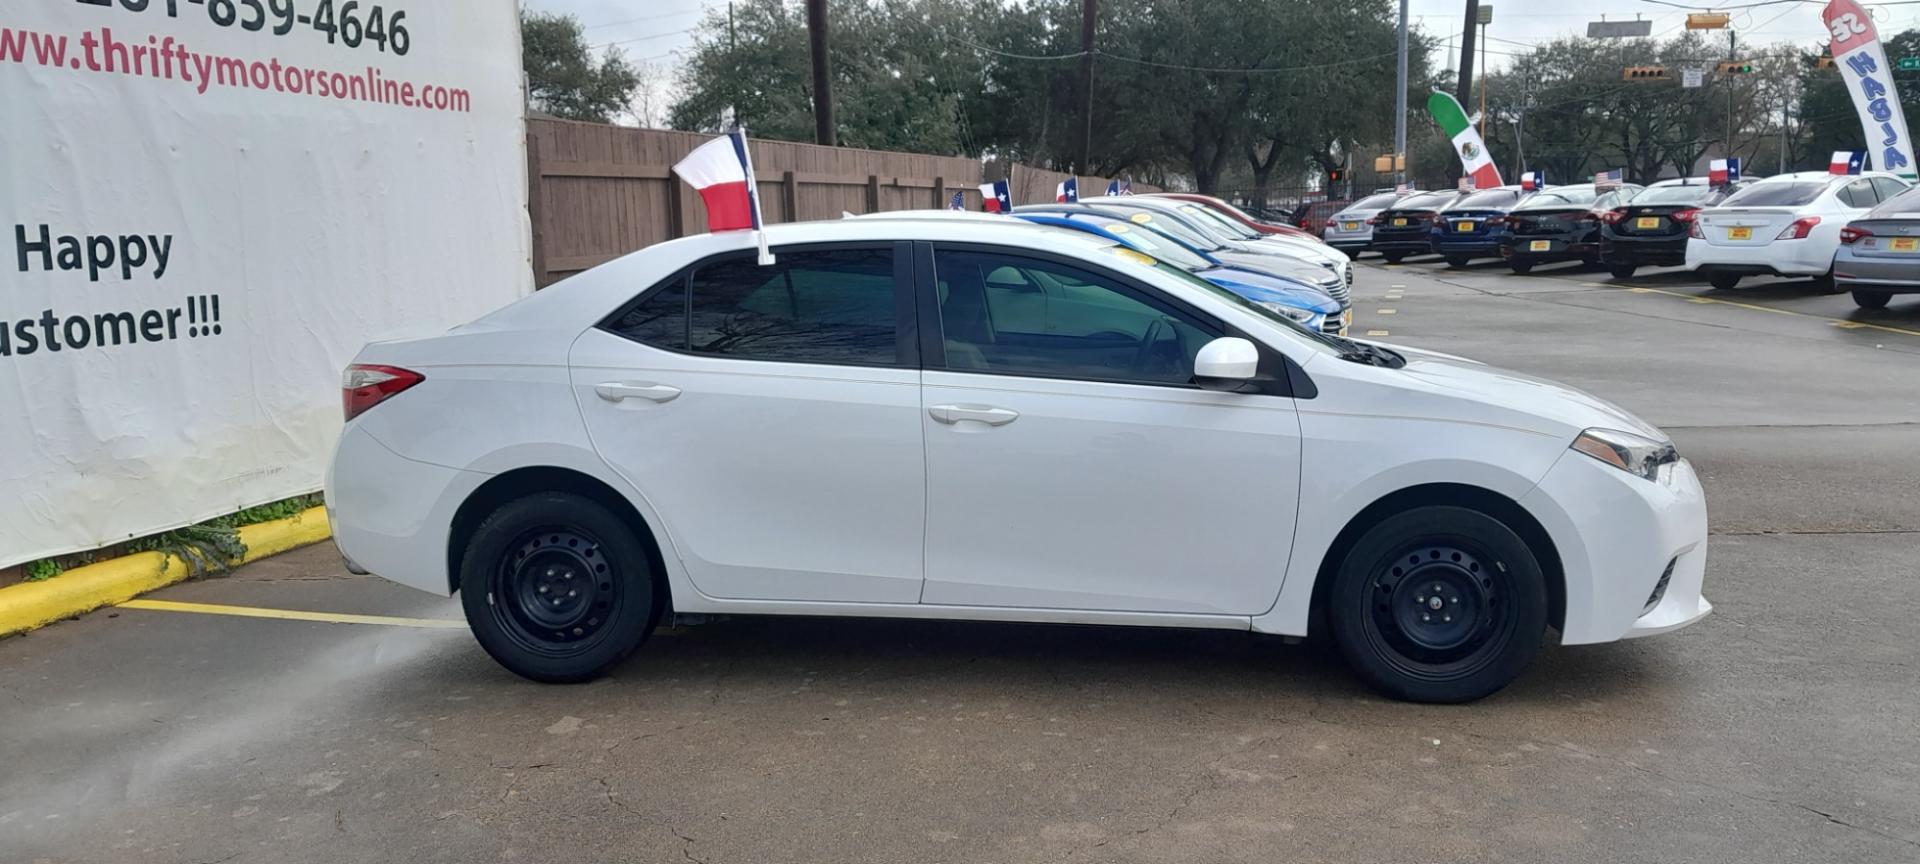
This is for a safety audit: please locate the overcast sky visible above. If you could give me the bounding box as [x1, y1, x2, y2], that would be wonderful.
[522, 0, 1920, 126]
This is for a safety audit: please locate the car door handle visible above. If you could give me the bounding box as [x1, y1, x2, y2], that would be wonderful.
[595, 382, 682, 403]
[929, 404, 1019, 426]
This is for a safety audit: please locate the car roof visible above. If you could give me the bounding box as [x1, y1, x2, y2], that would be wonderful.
[1756, 170, 1900, 183]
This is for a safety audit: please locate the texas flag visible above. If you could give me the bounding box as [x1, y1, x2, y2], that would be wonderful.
[1056, 176, 1079, 203]
[1831, 150, 1867, 175]
[948, 190, 966, 211]
[672, 129, 762, 233]
[1520, 171, 1545, 191]
[1709, 158, 1741, 184]
[978, 180, 1012, 213]
[1106, 179, 1121, 196]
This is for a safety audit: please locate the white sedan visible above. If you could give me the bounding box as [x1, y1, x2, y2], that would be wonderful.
[327, 216, 1710, 703]
[1686, 170, 1914, 290]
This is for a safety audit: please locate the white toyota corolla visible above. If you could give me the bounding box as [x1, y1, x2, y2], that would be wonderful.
[327, 217, 1710, 703]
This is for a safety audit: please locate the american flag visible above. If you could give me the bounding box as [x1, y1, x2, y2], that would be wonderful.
[948, 190, 966, 210]
[1594, 169, 1624, 190]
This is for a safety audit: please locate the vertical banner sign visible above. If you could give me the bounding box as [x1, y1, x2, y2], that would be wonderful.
[1824, 0, 1916, 178]
[1427, 91, 1502, 189]
[0, 1, 529, 566]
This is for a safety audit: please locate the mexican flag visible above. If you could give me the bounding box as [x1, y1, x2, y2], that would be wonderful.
[1427, 91, 1502, 189]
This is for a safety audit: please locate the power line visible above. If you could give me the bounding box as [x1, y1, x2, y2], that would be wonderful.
[1094, 49, 1403, 74]
[582, 6, 705, 31]
[589, 27, 699, 51]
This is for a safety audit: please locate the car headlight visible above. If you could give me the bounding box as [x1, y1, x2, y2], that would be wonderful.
[1255, 301, 1322, 328]
[1571, 428, 1678, 482]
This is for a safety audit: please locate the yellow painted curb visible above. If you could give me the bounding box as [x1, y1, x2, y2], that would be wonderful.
[0, 506, 332, 638]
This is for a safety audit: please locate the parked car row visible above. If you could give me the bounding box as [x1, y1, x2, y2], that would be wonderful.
[1323, 173, 1919, 309]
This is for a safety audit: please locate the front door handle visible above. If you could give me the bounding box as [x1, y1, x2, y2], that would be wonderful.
[929, 404, 1019, 426]
[596, 382, 682, 403]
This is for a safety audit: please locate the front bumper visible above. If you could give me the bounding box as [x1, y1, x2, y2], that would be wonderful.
[1519, 449, 1711, 644]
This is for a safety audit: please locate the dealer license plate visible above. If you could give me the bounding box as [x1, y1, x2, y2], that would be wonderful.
[1528, 240, 1551, 252]
[1891, 237, 1919, 252]
[1341, 221, 1360, 231]
[1392, 217, 1408, 227]
[1636, 216, 1660, 229]
[1728, 227, 1753, 240]
[1456, 221, 1475, 232]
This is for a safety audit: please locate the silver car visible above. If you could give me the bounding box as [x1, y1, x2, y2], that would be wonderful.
[1834, 183, 1920, 309]
[1321, 192, 1408, 254]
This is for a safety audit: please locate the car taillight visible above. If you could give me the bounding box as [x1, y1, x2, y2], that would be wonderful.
[342, 364, 424, 422]
[1367, 214, 1383, 225]
[1600, 208, 1627, 224]
[1669, 208, 1699, 224]
[1839, 225, 1873, 244]
[1688, 220, 1704, 239]
[1776, 216, 1821, 241]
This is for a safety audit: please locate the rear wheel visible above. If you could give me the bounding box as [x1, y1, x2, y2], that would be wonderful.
[1810, 270, 1841, 294]
[1444, 254, 1470, 268]
[459, 492, 658, 683]
[1853, 290, 1891, 309]
[1508, 260, 1533, 275]
[1328, 506, 1548, 703]
[1608, 263, 1637, 279]
[1708, 273, 1741, 290]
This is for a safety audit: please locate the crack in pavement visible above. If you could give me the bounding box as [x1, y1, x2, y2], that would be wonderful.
[597, 777, 709, 864]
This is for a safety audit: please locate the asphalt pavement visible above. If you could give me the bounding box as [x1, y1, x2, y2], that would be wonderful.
[3, 256, 1918, 864]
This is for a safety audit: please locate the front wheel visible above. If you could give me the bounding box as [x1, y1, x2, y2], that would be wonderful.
[1853, 289, 1891, 309]
[1328, 506, 1548, 703]
[1708, 273, 1741, 290]
[459, 492, 659, 683]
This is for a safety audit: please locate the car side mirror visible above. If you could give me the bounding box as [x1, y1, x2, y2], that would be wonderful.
[1193, 336, 1259, 390]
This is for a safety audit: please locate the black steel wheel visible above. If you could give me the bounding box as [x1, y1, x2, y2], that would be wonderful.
[1329, 506, 1547, 703]
[1853, 290, 1891, 310]
[459, 492, 657, 683]
[1708, 273, 1741, 290]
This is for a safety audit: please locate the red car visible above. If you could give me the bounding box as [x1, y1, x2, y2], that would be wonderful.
[1148, 193, 1324, 242]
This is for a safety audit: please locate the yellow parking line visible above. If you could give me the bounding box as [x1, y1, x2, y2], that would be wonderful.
[118, 599, 466, 629]
[1588, 281, 1920, 338]
[1376, 308, 1397, 314]
[1367, 329, 1391, 337]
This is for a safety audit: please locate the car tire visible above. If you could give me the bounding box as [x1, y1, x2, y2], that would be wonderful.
[1509, 260, 1533, 275]
[458, 492, 659, 683]
[1810, 271, 1841, 294]
[1328, 505, 1548, 704]
[1382, 252, 1405, 264]
[1708, 273, 1741, 290]
[1444, 255, 1470, 268]
[1608, 263, 1637, 279]
[1853, 290, 1891, 309]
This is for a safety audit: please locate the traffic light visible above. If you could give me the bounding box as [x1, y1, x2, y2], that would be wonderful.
[1718, 61, 1757, 75]
[1816, 56, 1836, 70]
[1329, 169, 1346, 183]
[1623, 66, 1669, 81]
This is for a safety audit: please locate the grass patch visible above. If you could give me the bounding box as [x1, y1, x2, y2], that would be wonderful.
[12, 493, 325, 584]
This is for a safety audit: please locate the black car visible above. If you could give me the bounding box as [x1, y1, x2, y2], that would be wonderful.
[1599, 178, 1749, 279]
[1497, 184, 1642, 274]
[1366, 190, 1467, 263]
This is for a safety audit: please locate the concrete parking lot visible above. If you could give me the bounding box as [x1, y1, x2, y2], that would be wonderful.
[3, 257, 1918, 864]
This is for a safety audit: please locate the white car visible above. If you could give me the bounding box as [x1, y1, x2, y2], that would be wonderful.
[1321, 191, 1408, 254]
[326, 217, 1711, 703]
[1085, 195, 1355, 289]
[1686, 170, 1914, 290]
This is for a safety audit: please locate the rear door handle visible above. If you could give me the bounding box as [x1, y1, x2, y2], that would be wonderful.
[596, 382, 682, 403]
[929, 404, 1019, 426]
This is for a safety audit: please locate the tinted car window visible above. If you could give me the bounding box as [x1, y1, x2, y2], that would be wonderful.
[1634, 185, 1716, 205]
[1394, 191, 1458, 211]
[1518, 188, 1600, 209]
[933, 249, 1214, 386]
[1870, 177, 1910, 203]
[1870, 184, 1920, 216]
[1451, 190, 1522, 209]
[1722, 181, 1830, 207]
[1838, 179, 1880, 208]
[1351, 193, 1401, 210]
[626, 247, 901, 367]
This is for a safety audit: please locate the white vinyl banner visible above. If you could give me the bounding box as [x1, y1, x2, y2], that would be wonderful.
[1, 0, 529, 567]
[1825, 0, 1917, 179]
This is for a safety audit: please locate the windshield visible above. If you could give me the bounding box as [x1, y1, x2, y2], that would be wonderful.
[1350, 193, 1401, 211]
[1451, 189, 1522, 209]
[1722, 181, 1830, 207]
[1103, 207, 1225, 250]
[1180, 204, 1262, 240]
[1870, 184, 1920, 216]
[1634, 185, 1717, 205]
[1393, 191, 1457, 211]
[1089, 218, 1213, 270]
[1516, 188, 1600, 210]
[1138, 257, 1345, 351]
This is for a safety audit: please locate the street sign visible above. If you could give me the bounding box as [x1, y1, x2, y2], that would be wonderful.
[1588, 20, 1653, 39]
[1477, 5, 1493, 25]
[1683, 67, 1706, 88]
[1899, 57, 1920, 71]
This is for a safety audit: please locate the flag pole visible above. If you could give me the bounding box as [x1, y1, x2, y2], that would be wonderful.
[733, 126, 775, 266]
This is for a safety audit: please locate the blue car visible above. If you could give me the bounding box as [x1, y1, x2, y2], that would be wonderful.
[1431, 185, 1531, 267]
[1012, 209, 1347, 335]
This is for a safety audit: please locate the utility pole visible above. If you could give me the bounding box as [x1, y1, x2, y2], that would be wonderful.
[1725, 27, 1736, 158]
[805, 0, 835, 146]
[727, 2, 740, 128]
[1080, 0, 1097, 175]
[1457, 0, 1480, 107]
[1394, 0, 1409, 188]
[1479, 19, 1489, 141]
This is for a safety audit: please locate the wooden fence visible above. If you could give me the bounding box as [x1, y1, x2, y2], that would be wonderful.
[526, 118, 1157, 287]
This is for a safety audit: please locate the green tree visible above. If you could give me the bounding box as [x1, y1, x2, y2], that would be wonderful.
[522, 11, 641, 123]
